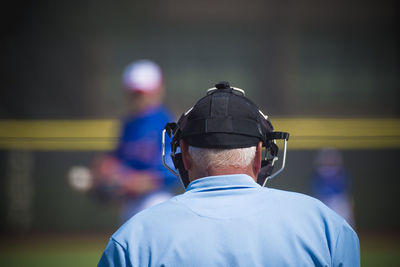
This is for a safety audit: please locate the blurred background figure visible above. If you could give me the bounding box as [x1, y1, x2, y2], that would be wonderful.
[311, 147, 355, 228]
[91, 59, 180, 223]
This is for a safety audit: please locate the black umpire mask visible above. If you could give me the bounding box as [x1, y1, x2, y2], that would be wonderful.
[162, 81, 289, 188]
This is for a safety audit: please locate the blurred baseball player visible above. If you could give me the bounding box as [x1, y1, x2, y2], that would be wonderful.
[92, 59, 180, 222]
[98, 82, 360, 266]
[311, 147, 355, 227]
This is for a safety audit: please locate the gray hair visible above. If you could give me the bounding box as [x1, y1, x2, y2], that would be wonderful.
[188, 146, 256, 171]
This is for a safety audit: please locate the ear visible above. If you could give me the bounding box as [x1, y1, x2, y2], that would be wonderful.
[253, 141, 263, 176]
[179, 140, 192, 171]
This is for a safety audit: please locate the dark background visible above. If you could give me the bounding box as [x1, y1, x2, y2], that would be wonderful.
[0, 0, 399, 234]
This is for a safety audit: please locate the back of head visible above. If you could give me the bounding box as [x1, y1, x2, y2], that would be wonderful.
[188, 146, 257, 173]
[163, 81, 290, 187]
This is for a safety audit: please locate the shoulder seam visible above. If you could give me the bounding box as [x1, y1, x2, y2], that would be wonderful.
[111, 237, 128, 252]
[331, 226, 342, 266]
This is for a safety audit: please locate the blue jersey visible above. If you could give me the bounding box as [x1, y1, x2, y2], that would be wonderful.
[312, 169, 350, 199]
[99, 174, 360, 267]
[114, 105, 178, 188]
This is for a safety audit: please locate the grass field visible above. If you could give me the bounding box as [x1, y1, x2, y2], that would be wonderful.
[0, 233, 107, 267]
[0, 232, 398, 266]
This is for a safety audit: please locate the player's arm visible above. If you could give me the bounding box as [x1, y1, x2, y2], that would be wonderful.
[91, 152, 161, 196]
[118, 169, 161, 196]
[91, 155, 122, 184]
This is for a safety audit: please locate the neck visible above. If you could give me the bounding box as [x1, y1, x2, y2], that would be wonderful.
[189, 165, 257, 183]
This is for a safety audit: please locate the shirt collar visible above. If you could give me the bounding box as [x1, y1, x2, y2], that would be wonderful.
[186, 174, 260, 193]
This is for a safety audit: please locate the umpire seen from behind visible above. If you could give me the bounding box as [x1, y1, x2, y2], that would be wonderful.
[99, 82, 360, 267]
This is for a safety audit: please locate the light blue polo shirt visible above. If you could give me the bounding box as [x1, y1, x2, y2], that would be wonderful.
[98, 174, 360, 267]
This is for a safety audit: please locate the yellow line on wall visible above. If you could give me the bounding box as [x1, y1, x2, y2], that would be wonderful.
[272, 118, 400, 149]
[0, 120, 119, 151]
[0, 118, 399, 150]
